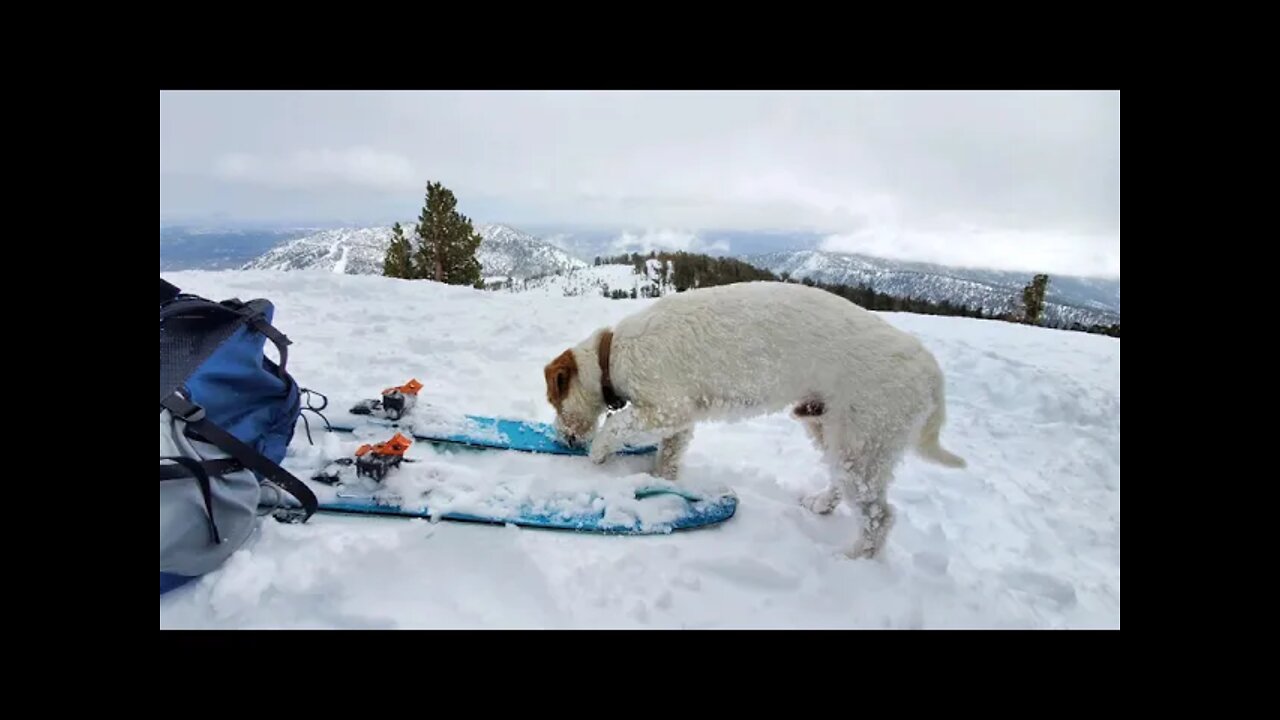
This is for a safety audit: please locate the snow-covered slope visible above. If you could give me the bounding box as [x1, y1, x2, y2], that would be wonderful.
[744, 250, 1120, 328]
[494, 263, 666, 298]
[243, 223, 588, 280]
[159, 271, 1120, 629]
[472, 223, 590, 280]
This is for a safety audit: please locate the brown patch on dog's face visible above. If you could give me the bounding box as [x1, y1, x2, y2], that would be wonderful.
[544, 349, 578, 412]
[543, 346, 603, 447]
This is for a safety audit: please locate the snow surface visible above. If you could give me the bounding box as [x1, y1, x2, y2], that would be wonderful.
[159, 270, 1120, 629]
[500, 263, 654, 297]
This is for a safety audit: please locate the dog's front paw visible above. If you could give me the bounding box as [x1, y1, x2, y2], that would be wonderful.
[588, 442, 611, 464]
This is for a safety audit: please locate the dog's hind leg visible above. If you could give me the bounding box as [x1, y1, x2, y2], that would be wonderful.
[847, 498, 895, 560]
[793, 397, 826, 421]
[795, 399, 847, 515]
[842, 441, 903, 561]
[794, 398, 826, 451]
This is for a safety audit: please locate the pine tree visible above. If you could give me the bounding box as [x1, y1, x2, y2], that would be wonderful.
[1021, 274, 1050, 324]
[412, 183, 446, 281]
[411, 181, 484, 286]
[382, 222, 412, 278]
[450, 209, 484, 288]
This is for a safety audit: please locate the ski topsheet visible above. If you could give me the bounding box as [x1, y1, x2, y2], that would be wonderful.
[285, 444, 737, 535]
[321, 403, 657, 456]
[308, 481, 739, 535]
[280, 386, 733, 534]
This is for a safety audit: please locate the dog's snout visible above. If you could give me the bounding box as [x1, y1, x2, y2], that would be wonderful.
[553, 421, 579, 447]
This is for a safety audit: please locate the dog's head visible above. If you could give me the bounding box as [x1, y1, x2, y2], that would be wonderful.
[543, 331, 609, 447]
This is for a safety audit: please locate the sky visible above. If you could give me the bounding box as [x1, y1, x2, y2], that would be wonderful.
[160, 90, 1120, 278]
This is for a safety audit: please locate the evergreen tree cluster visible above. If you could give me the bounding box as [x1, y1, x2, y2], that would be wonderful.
[796, 276, 990, 319]
[597, 250, 776, 291]
[382, 180, 484, 288]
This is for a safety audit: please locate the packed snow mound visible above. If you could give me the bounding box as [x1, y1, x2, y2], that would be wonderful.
[159, 271, 1120, 629]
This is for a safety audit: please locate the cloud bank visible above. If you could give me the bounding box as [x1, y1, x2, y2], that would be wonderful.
[161, 90, 1119, 277]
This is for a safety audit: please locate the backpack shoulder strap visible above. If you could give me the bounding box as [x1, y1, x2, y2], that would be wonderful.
[161, 391, 318, 521]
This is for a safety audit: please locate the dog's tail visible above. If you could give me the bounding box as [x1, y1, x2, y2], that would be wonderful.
[916, 382, 967, 469]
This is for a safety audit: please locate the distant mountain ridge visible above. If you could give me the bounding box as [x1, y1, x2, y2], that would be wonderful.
[241, 223, 588, 280]
[160, 226, 320, 271]
[742, 249, 1119, 326]
[216, 222, 1118, 327]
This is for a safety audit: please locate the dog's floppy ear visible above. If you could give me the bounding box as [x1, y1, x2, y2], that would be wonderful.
[544, 349, 578, 410]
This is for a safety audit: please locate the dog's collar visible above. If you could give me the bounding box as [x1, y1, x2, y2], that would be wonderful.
[598, 329, 627, 411]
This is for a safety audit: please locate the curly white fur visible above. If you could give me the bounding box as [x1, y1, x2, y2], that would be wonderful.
[543, 280, 966, 560]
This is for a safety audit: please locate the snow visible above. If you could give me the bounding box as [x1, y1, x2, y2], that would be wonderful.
[645, 257, 662, 280]
[506, 264, 645, 297]
[159, 269, 1120, 629]
[331, 245, 349, 275]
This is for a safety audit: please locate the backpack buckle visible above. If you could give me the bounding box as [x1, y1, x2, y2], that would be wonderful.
[271, 506, 311, 524]
[163, 391, 207, 423]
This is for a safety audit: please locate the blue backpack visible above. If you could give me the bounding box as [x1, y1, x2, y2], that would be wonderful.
[160, 278, 318, 595]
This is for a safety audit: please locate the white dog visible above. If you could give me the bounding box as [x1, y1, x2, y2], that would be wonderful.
[543, 280, 966, 560]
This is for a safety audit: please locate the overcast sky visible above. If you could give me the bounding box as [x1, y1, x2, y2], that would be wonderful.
[160, 90, 1119, 278]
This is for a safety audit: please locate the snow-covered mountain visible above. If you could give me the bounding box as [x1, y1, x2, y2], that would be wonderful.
[242, 227, 391, 275]
[743, 250, 1120, 328]
[239, 225, 1118, 328]
[242, 223, 588, 280]
[470, 224, 590, 280]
